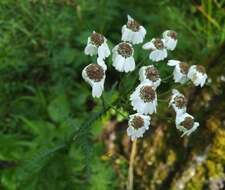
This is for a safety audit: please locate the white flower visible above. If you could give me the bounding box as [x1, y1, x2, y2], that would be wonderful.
[84, 31, 110, 60]
[122, 15, 146, 44]
[187, 65, 207, 87]
[143, 38, 167, 62]
[167, 60, 189, 84]
[169, 89, 187, 114]
[139, 65, 161, 89]
[112, 42, 135, 72]
[130, 83, 157, 115]
[82, 63, 106, 98]
[163, 30, 177, 51]
[127, 113, 151, 141]
[176, 112, 200, 137]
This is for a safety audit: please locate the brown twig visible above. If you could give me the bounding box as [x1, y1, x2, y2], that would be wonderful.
[194, 3, 221, 30]
[127, 139, 137, 190]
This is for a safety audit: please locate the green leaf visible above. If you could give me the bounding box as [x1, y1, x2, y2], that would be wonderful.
[48, 95, 70, 123]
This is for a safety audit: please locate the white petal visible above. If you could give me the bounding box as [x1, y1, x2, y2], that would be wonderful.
[143, 103, 155, 115]
[97, 58, 107, 70]
[175, 108, 187, 115]
[142, 41, 155, 50]
[167, 60, 180, 66]
[131, 31, 145, 44]
[176, 112, 193, 126]
[82, 67, 88, 82]
[200, 74, 207, 87]
[139, 66, 146, 82]
[124, 57, 135, 72]
[187, 65, 196, 79]
[139, 26, 147, 38]
[165, 38, 177, 51]
[173, 69, 185, 83]
[82, 66, 93, 86]
[127, 126, 134, 136]
[187, 66, 207, 87]
[131, 99, 142, 111]
[92, 83, 103, 98]
[113, 55, 125, 72]
[98, 42, 110, 60]
[162, 30, 169, 38]
[103, 42, 111, 57]
[132, 32, 141, 44]
[172, 89, 179, 95]
[122, 27, 133, 42]
[84, 44, 97, 56]
[149, 49, 167, 62]
[153, 79, 161, 89]
[127, 14, 133, 21]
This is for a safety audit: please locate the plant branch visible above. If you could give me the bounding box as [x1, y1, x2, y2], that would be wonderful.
[127, 139, 137, 190]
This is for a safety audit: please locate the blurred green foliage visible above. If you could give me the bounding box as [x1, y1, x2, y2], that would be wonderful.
[0, 0, 225, 190]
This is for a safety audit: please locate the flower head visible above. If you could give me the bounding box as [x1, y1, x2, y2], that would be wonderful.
[167, 60, 189, 84]
[130, 84, 157, 115]
[169, 89, 187, 114]
[84, 31, 110, 61]
[127, 113, 151, 141]
[187, 65, 207, 87]
[139, 65, 161, 89]
[142, 38, 167, 62]
[82, 63, 106, 98]
[176, 112, 199, 137]
[122, 15, 146, 44]
[163, 30, 177, 51]
[112, 42, 135, 72]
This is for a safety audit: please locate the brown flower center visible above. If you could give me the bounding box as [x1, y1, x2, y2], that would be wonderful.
[131, 116, 144, 129]
[117, 43, 133, 58]
[181, 117, 194, 129]
[140, 86, 155, 102]
[145, 66, 160, 82]
[174, 96, 187, 109]
[86, 64, 104, 82]
[179, 62, 189, 74]
[196, 65, 206, 74]
[127, 20, 140, 32]
[168, 31, 177, 40]
[153, 38, 164, 50]
[91, 32, 104, 47]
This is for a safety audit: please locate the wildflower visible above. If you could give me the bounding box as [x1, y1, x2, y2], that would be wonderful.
[175, 112, 199, 137]
[139, 65, 161, 89]
[122, 15, 146, 44]
[112, 42, 135, 72]
[130, 84, 157, 115]
[167, 60, 189, 84]
[127, 113, 151, 141]
[162, 30, 177, 51]
[169, 89, 187, 114]
[142, 38, 167, 62]
[84, 31, 110, 61]
[82, 63, 106, 98]
[187, 65, 207, 87]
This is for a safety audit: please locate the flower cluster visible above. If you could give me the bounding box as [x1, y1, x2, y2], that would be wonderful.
[82, 15, 208, 141]
[169, 89, 199, 136]
[82, 31, 110, 97]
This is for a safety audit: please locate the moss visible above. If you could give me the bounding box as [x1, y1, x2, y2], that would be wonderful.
[186, 166, 205, 190]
